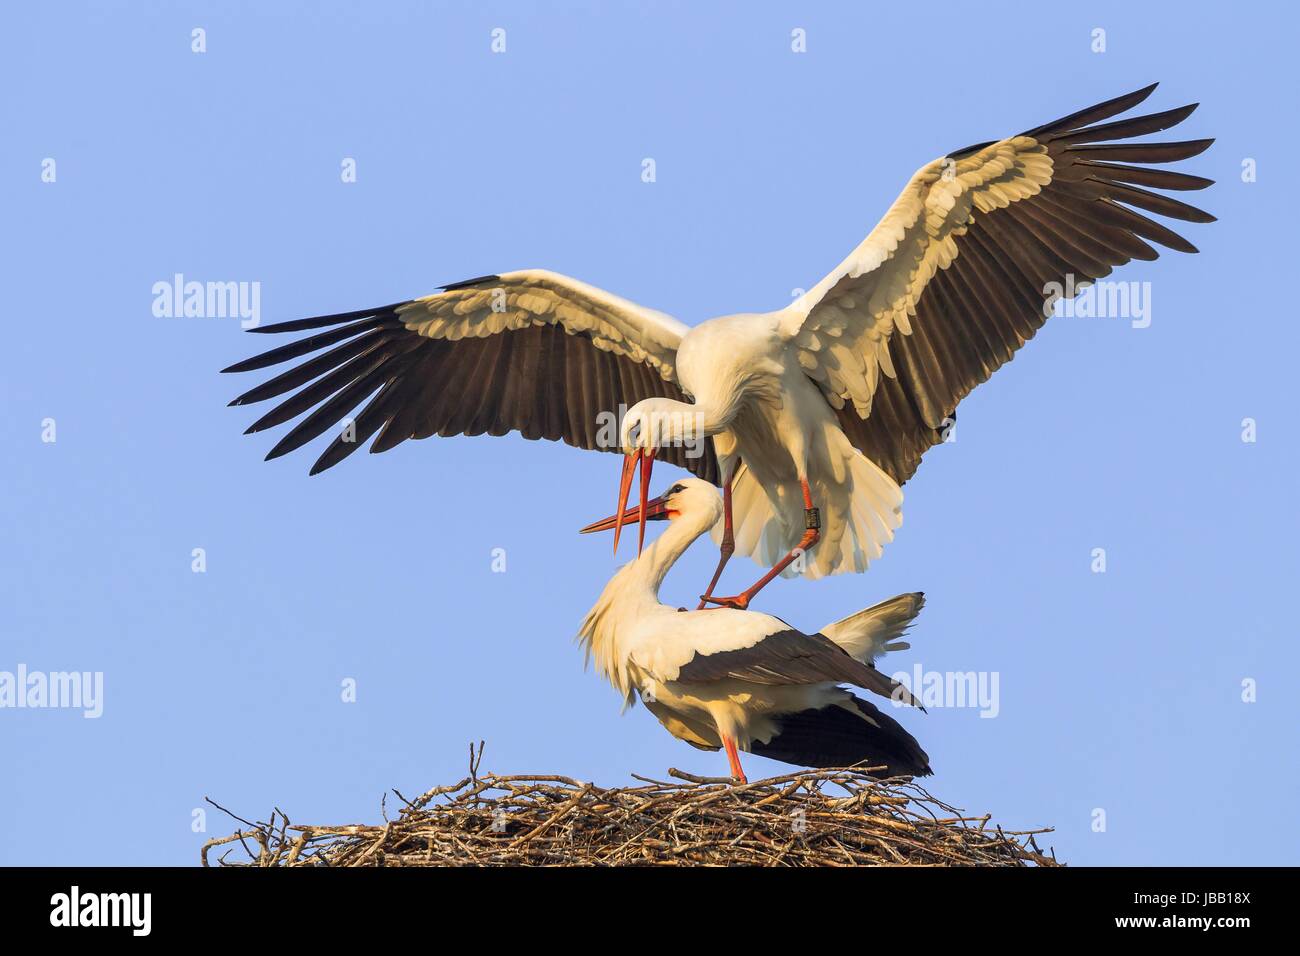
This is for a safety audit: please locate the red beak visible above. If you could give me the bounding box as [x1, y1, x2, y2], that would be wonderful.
[591, 449, 657, 554]
[637, 448, 656, 554]
[580, 483, 669, 542]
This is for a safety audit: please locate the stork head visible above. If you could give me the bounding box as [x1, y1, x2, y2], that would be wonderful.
[607, 399, 707, 555]
[579, 478, 722, 540]
[619, 397, 692, 455]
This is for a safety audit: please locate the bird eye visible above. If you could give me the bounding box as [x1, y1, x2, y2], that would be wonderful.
[667, 484, 684, 496]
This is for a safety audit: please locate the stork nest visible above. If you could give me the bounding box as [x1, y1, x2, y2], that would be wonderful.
[202, 746, 1058, 867]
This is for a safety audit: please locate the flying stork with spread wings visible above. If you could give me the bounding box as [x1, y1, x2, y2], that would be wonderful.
[224, 83, 1213, 608]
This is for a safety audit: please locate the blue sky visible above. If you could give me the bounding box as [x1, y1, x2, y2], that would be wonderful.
[2, 1, 1295, 866]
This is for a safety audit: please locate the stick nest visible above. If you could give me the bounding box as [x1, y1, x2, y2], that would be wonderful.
[203, 747, 1059, 867]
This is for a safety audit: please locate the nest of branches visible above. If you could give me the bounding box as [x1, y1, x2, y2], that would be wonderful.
[203, 747, 1058, 867]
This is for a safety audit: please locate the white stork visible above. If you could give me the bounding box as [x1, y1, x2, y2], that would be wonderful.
[577, 477, 930, 783]
[224, 84, 1213, 608]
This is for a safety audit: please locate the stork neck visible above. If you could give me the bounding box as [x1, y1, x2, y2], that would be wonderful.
[647, 398, 732, 449]
[578, 502, 719, 701]
[689, 397, 736, 440]
[619, 510, 713, 603]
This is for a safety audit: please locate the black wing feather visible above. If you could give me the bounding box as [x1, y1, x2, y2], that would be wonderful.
[224, 298, 720, 481]
[751, 694, 931, 777]
[674, 629, 920, 709]
[833, 84, 1215, 485]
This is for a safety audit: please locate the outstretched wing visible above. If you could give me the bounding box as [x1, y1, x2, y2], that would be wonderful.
[785, 84, 1214, 484]
[223, 269, 719, 481]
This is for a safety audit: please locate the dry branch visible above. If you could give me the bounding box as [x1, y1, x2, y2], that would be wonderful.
[203, 755, 1059, 867]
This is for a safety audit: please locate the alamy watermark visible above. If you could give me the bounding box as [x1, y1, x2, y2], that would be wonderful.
[890, 664, 999, 718]
[152, 273, 261, 328]
[0, 665, 103, 718]
[1043, 274, 1152, 329]
[50, 886, 150, 936]
[596, 403, 708, 460]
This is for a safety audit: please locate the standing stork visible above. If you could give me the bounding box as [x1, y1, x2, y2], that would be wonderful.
[224, 84, 1213, 608]
[577, 478, 930, 782]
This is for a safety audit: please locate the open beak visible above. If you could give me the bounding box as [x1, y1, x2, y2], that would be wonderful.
[590, 448, 656, 555]
[580, 454, 666, 551]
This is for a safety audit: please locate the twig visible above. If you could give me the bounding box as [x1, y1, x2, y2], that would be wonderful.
[204, 764, 1060, 868]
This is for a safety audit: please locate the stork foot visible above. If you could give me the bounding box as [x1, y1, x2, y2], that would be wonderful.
[699, 593, 750, 611]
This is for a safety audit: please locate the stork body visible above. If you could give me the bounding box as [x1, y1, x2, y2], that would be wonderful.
[630, 311, 904, 606]
[578, 479, 930, 782]
[224, 84, 1214, 607]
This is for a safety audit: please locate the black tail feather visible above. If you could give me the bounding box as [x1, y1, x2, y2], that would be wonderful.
[750, 694, 931, 778]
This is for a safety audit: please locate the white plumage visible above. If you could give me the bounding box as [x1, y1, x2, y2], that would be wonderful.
[578, 479, 930, 782]
[225, 84, 1213, 612]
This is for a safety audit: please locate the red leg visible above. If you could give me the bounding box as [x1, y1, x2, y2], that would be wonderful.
[701, 478, 820, 611]
[722, 734, 747, 784]
[697, 459, 739, 610]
